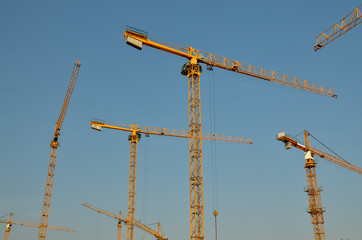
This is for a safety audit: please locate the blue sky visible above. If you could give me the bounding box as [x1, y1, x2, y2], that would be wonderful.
[1, 1, 361, 240]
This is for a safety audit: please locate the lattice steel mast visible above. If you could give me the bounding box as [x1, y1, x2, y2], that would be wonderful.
[38, 60, 81, 240]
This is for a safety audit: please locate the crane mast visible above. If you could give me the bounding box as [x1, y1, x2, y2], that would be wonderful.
[315, 4, 362, 51]
[38, 60, 81, 240]
[123, 26, 338, 240]
[276, 130, 362, 240]
[117, 212, 122, 240]
[186, 62, 204, 240]
[3, 213, 12, 240]
[127, 130, 140, 240]
[303, 131, 325, 240]
[91, 120, 250, 240]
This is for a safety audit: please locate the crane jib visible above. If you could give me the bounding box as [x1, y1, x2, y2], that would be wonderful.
[123, 26, 337, 98]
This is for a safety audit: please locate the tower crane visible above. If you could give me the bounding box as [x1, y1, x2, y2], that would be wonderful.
[82, 202, 167, 240]
[38, 59, 81, 240]
[276, 130, 362, 240]
[314, 4, 362, 51]
[123, 26, 337, 240]
[91, 120, 251, 240]
[1, 213, 76, 240]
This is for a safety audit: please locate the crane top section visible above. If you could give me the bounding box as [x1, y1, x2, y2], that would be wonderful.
[52, 59, 81, 143]
[314, 4, 362, 51]
[91, 120, 253, 144]
[123, 26, 337, 98]
[276, 131, 362, 174]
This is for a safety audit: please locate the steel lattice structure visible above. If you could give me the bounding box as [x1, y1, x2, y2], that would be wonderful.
[38, 60, 81, 240]
[277, 130, 362, 240]
[315, 4, 362, 51]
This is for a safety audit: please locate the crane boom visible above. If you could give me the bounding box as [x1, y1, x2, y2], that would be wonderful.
[276, 133, 362, 174]
[38, 60, 81, 240]
[53, 59, 82, 142]
[91, 120, 252, 144]
[315, 4, 362, 51]
[82, 203, 125, 223]
[0, 220, 76, 232]
[124, 27, 337, 98]
[82, 203, 167, 240]
[1, 212, 76, 240]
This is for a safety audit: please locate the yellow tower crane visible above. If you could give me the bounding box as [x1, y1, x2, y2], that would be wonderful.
[38, 59, 81, 240]
[1, 213, 76, 240]
[314, 4, 362, 51]
[276, 130, 362, 240]
[82, 202, 167, 240]
[91, 120, 251, 240]
[123, 26, 337, 240]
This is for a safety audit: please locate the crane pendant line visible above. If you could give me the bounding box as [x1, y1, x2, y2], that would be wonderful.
[38, 60, 81, 240]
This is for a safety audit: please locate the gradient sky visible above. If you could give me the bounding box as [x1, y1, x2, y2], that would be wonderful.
[1, 1, 361, 240]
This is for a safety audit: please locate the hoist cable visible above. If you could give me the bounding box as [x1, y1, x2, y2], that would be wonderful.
[208, 69, 218, 210]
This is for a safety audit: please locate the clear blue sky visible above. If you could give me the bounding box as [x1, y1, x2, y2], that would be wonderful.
[1, 1, 361, 240]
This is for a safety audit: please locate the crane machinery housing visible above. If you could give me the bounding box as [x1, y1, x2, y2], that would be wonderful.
[123, 26, 337, 240]
[276, 130, 362, 240]
[91, 120, 251, 240]
[38, 59, 81, 240]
